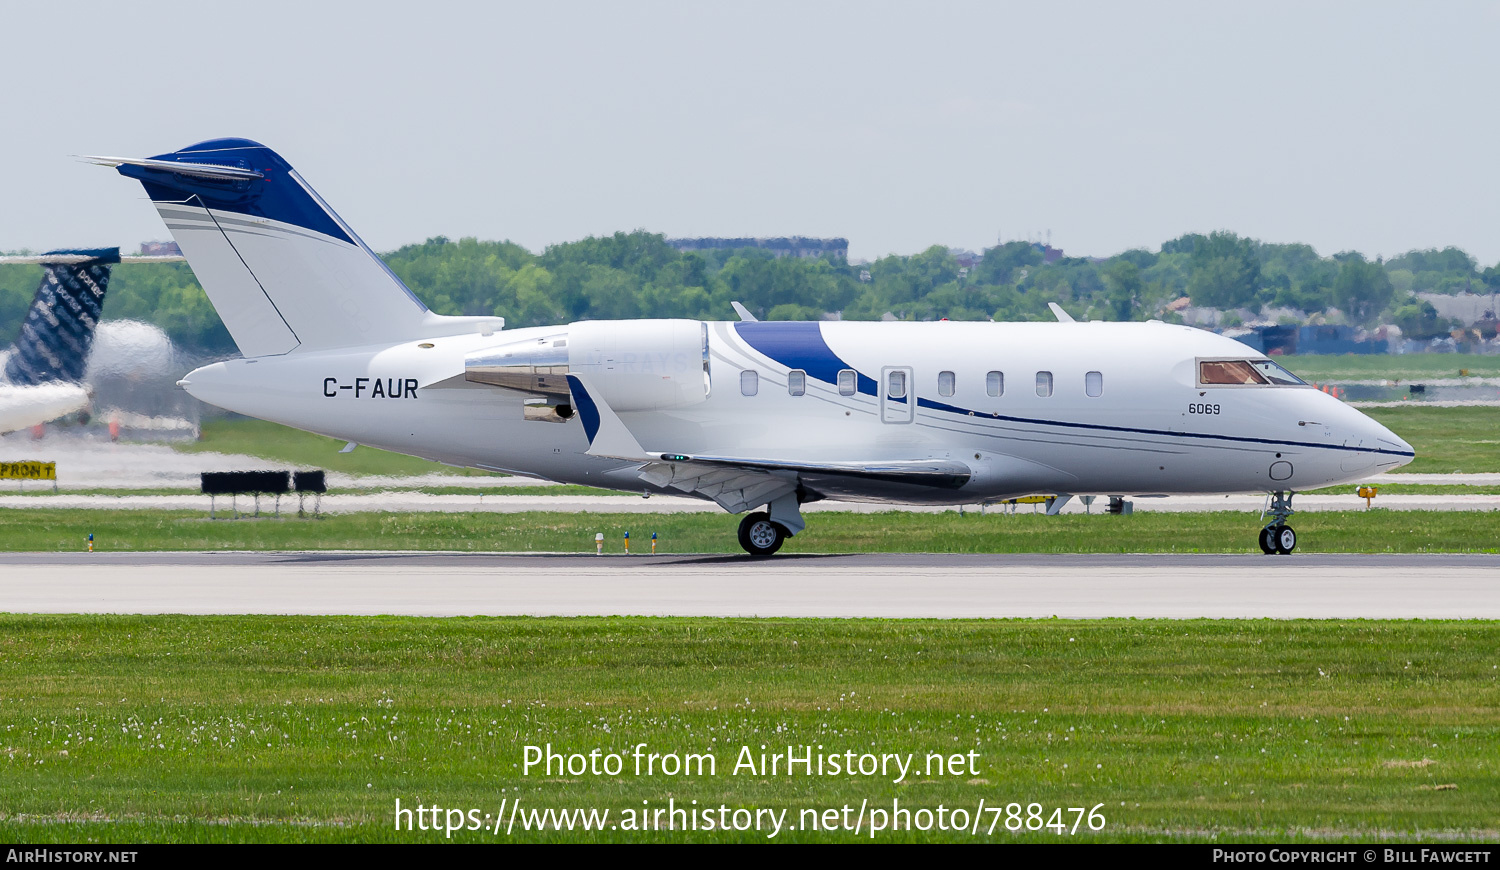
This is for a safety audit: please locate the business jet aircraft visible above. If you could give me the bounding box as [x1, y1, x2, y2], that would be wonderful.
[88, 139, 1414, 555]
[0, 249, 120, 433]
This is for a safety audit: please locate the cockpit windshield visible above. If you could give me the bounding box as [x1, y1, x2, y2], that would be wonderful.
[1249, 359, 1306, 386]
[1199, 359, 1307, 387]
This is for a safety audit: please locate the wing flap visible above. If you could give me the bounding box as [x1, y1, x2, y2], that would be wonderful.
[657, 454, 972, 489]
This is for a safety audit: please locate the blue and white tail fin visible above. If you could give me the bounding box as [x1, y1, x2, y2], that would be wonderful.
[86, 139, 455, 357]
[2, 248, 117, 386]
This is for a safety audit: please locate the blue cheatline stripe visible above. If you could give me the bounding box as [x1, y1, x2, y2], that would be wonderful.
[914, 396, 1414, 458]
[733, 321, 878, 396]
[566, 375, 601, 443]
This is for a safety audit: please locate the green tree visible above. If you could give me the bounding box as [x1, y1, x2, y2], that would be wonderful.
[1104, 260, 1142, 321]
[1332, 254, 1396, 325]
[1391, 300, 1450, 339]
[973, 241, 1042, 285]
[0, 264, 43, 346]
[1187, 231, 1261, 309]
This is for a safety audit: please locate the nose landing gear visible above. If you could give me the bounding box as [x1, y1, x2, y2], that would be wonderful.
[1258, 490, 1297, 555]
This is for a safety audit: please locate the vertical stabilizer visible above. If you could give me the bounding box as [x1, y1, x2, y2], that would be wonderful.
[90, 139, 432, 356]
[3, 248, 117, 386]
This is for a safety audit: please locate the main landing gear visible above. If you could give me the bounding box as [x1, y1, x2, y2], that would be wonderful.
[735, 492, 807, 556]
[1258, 490, 1297, 555]
[738, 511, 789, 556]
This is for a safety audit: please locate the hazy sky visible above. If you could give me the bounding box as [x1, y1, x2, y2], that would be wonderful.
[4, 1, 1499, 263]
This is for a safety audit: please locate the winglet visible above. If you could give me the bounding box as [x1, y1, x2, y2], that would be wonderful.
[731, 301, 758, 322]
[565, 373, 649, 460]
[1048, 302, 1075, 323]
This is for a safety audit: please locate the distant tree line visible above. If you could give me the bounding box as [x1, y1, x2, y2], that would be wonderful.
[1, 230, 1493, 354]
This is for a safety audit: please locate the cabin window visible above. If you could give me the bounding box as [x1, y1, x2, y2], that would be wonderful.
[788, 370, 806, 396]
[1035, 371, 1053, 397]
[986, 371, 1004, 397]
[838, 368, 856, 396]
[1086, 370, 1103, 397]
[937, 370, 955, 397]
[888, 370, 907, 399]
[741, 370, 759, 396]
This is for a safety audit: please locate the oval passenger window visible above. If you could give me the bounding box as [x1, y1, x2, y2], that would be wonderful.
[1035, 371, 1053, 397]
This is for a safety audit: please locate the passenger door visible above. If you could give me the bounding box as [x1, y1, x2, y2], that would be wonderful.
[880, 366, 914, 424]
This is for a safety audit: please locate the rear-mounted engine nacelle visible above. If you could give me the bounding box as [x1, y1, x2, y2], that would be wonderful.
[464, 333, 571, 398]
[568, 319, 710, 411]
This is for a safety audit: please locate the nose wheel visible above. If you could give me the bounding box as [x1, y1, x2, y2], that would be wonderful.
[738, 511, 789, 556]
[1259, 524, 1297, 555]
[1259, 491, 1297, 555]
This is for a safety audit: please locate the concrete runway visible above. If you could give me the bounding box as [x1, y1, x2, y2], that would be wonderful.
[4, 552, 1499, 619]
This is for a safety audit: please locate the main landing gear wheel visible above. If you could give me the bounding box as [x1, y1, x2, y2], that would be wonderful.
[737, 511, 788, 557]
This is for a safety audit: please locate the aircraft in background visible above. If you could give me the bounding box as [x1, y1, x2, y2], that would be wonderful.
[89, 139, 1415, 555]
[0, 249, 115, 433]
[0, 248, 187, 435]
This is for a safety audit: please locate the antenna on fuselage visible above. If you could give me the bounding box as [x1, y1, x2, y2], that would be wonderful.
[1047, 302, 1075, 323]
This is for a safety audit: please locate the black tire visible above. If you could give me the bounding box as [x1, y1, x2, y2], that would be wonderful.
[737, 511, 787, 556]
[1274, 524, 1297, 555]
[1259, 526, 1277, 555]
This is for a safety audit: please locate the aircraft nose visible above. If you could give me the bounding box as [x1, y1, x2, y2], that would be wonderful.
[1367, 416, 1414, 465]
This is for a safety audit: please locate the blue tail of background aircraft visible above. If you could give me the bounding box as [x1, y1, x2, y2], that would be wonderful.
[3, 248, 118, 386]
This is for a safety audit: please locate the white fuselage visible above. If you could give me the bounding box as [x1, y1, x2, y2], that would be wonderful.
[179, 319, 1413, 503]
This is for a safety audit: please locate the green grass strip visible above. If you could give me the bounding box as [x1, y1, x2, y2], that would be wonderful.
[1, 508, 1495, 554]
[0, 616, 1494, 842]
[1281, 353, 1500, 382]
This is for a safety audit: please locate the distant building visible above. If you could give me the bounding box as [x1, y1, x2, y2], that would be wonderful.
[1226, 324, 1388, 356]
[1418, 291, 1499, 327]
[948, 248, 982, 269]
[668, 237, 848, 260]
[139, 240, 181, 257]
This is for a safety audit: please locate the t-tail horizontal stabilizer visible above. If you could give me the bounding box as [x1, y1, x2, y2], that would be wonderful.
[90, 138, 467, 357]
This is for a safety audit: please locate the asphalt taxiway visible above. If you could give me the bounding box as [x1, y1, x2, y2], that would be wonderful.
[4, 552, 1498, 619]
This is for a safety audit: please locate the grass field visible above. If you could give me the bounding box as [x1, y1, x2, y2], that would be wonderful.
[173, 417, 499, 477]
[170, 403, 1495, 481]
[1363, 407, 1500, 474]
[163, 397, 1496, 483]
[5, 483, 1498, 498]
[0, 484, 620, 498]
[1281, 353, 1500, 381]
[1302, 484, 1500, 496]
[0, 616, 1494, 843]
[2, 508, 1495, 554]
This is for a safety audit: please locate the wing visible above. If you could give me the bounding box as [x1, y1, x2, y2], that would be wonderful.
[565, 372, 970, 512]
[637, 454, 970, 513]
